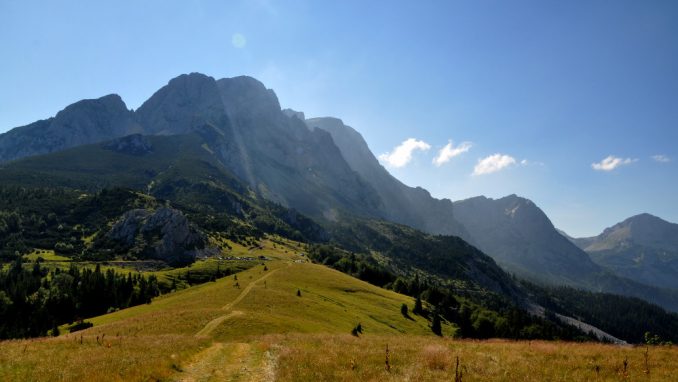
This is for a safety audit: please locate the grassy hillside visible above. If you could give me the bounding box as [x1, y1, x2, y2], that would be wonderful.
[0, 239, 445, 381]
[2, 239, 676, 381]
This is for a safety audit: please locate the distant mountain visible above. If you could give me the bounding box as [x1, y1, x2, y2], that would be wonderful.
[451, 195, 678, 311]
[569, 214, 678, 291]
[453, 195, 600, 285]
[304, 116, 467, 237]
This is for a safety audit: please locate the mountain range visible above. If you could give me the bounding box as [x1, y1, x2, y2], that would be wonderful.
[565, 213, 678, 291]
[1, 72, 677, 311]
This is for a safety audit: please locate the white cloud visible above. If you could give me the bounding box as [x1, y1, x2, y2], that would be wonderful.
[652, 154, 670, 163]
[591, 155, 637, 171]
[231, 33, 247, 48]
[473, 154, 517, 175]
[433, 140, 472, 166]
[520, 159, 545, 166]
[378, 138, 431, 168]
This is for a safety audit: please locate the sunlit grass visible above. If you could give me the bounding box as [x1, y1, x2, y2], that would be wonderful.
[0, 333, 209, 381]
[268, 334, 678, 381]
[23, 249, 71, 262]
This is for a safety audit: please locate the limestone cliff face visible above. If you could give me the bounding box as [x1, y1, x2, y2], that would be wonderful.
[135, 73, 228, 136]
[0, 94, 139, 162]
[0, 73, 382, 221]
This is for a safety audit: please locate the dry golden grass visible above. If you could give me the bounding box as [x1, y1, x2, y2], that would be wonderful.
[267, 333, 678, 381]
[0, 333, 209, 381]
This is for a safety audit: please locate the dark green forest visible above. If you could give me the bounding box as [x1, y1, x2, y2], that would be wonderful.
[0, 259, 158, 339]
[523, 281, 678, 344]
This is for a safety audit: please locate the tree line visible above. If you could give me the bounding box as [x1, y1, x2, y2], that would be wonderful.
[0, 259, 159, 339]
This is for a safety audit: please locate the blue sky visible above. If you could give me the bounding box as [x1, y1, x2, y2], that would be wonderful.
[1, 0, 677, 236]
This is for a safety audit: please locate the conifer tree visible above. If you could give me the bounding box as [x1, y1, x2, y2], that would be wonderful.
[413, 296, 423, 315]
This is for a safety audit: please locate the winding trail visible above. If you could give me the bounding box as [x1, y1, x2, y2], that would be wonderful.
[195, 311, 244, 337]
[178, 265, 286, 381]
[194, 266, 282, 338]
[220, 267, 281, 312]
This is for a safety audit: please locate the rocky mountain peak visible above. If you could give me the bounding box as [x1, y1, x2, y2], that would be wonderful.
[136, 73, 225, 135]
[595, 213, 678, 251]
[0, 93, 138, 163]
[216, 76, 281, 117]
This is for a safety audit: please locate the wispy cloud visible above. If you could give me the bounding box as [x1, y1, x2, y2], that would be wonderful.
[652, 154, 670, 163]
[520, 159, 544, 166]
[433, 140, 472, 167]
[379, 138, 431, 168]
[473, 154, 517, 175]
[591, 155, 637, 171]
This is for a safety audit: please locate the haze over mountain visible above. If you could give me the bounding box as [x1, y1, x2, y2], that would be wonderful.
[568, 214, 678, 291]
[452, 195, 600, 285]
[2, 72, 677, 312]
[1, 73, 383, 222]
[304, 115, 467, 237]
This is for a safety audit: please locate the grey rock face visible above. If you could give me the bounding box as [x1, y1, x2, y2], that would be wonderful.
[307, 116, 467, 237]
[212, 76, 382, 218]
[136, 73, 228, 135]
[108, 207, 206, 265]
[282, 108, 306, 121]
[0, 73, 382, 221]
[0, 94, 139, 162]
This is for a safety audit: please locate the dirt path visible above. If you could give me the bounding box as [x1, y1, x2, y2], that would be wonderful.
[194, 267, 282, 338]
[178, 265, 285, 381]
[175, 342, 273, 382]
[196, 311, 244, 337]
[221, 268, 281, 311]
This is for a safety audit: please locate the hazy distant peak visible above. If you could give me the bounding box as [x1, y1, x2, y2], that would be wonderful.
[580, 212, 678, 253]
[282, 108, 306, 121]
[623, 212, 665, 225]
[307, 116, 344, 126]
[306, 117, 365, 144]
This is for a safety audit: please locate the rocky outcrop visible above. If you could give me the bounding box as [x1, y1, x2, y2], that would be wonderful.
[108, 207, 207, 265]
